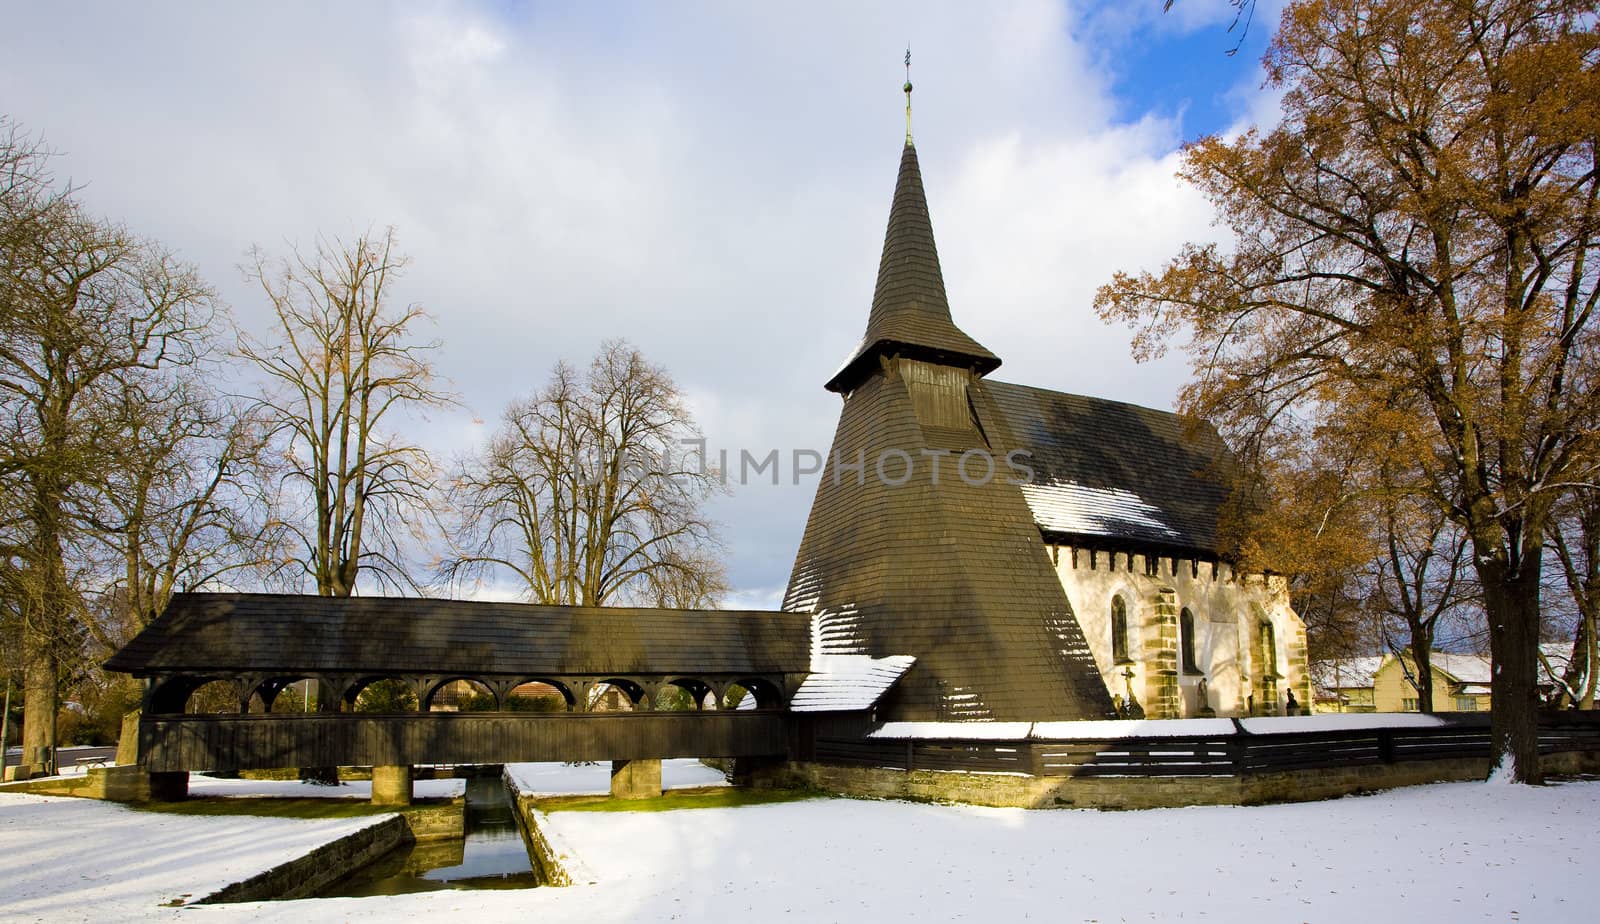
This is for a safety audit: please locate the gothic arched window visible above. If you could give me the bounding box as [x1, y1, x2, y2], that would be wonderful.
[1180, 607, 1201, 674]
[1111, 596, 1130, 664]
[1259, 621, 1278, 678]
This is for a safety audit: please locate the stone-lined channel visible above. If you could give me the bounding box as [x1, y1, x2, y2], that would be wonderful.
[319, 773, 541, 896]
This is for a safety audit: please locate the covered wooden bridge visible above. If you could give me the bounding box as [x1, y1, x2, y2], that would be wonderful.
[106, 593, 814, 801]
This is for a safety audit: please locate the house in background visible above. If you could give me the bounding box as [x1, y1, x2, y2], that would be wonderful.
[1311, 656, 1384, 713]
[1373, 653, 1493, 713]
[1314, 646, 1572, 713]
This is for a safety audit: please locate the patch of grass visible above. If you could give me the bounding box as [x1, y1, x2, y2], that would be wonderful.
[127, 796, 450, 820]
[537, 786, 821, 813]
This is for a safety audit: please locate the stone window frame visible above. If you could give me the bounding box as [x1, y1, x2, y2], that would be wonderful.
[1179, 607, 1202, 675]
[1258, 620, 1281, 680]
[1111, 595, 1133, 665]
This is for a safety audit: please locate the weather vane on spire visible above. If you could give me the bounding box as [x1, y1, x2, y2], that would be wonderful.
[903, 46, 914, 145]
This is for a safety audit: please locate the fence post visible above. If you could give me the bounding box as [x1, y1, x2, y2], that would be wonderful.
[905, 739, 915, 772]
[1377, 729, 1395, 764]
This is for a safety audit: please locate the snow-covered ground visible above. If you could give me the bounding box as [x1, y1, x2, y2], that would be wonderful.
[504, 758, 727, 795]
[2, 769, 1596, 923]
[188, 775, 465, 800]
[0, 793, 385, 920]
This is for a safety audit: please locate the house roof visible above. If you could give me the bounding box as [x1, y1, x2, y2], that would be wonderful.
[825, 142, 1000, 393]
[105, 592, 811, 678]
[1324, 646, 1578, 694]
[1429, 653, 1493, 685]
[981, 381, 1235, 555]
[1311, 656, 1385, 692]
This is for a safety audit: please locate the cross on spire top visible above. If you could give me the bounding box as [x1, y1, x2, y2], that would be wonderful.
[903, 47, 914, 145]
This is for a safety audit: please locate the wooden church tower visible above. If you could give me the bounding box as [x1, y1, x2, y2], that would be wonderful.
[783, 93, 1116, 722]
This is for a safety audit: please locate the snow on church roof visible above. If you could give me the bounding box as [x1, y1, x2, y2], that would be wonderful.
[982, 381, 1235, 555]
[1015, 481, 1181, 543]
[789, 655, 917, 713]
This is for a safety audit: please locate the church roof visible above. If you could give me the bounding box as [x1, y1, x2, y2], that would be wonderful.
[825, 143, 1000, 393]
[981, 381, 1235, 556]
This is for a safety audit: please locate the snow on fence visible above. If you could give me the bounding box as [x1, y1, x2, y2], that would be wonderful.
[796, 712, 1600, 779]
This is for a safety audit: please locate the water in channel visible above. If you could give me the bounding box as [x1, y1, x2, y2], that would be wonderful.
[321, 773, 541, 896]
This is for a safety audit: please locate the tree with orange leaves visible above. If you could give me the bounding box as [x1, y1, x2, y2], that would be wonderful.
[1099, 0, 1599, 781]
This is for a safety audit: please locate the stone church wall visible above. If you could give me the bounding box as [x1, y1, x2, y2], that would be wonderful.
[1046, 545, 1311, 718]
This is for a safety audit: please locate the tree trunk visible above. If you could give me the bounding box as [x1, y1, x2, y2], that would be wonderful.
[298, 678, 341, 785]
[1479, 560, 1544, 783]
[1572, 613, 1597, 710]
[299, 578, 352, 784]
[20, 633, 56, 775]
[1412, 644, 1435, 715]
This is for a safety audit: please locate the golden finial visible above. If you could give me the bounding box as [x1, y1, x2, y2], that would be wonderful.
[903, 47, 914, 145]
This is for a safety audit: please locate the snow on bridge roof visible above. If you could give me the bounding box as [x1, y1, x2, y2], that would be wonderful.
[789, 655, 916, 712]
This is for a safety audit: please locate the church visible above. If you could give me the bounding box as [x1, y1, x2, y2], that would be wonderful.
[782, 120, 1311, 723]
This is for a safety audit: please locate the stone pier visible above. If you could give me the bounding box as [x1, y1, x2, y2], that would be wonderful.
[610, 759, 662, 799]
[371, 765, 413, 806]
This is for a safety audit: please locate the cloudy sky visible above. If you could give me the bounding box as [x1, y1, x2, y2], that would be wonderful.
[0, 1, 1286, 608]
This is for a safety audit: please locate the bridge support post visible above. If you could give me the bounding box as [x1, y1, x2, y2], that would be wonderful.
[147, 770, 188, 802]
[372, 765, 413, 806]
[610, 759, 661, 799]
[114, 709, 141, 766]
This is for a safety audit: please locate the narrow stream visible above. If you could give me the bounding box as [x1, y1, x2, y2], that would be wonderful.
[320, 773, 541, 896]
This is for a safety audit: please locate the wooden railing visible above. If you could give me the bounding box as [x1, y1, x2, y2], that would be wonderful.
[799, 713, 1600, 779]
[140, 710, 788, 773]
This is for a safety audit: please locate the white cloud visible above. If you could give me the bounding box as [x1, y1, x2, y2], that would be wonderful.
[0, 0, 1277, 603]
[936, 115, 1209, 408]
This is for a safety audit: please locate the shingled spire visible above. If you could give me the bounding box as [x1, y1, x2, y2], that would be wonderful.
[825, 141, 1000, 393]
[786, 117, 1115, 723]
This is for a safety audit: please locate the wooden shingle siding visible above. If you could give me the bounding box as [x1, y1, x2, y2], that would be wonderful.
[902, 359, 973, 430]
[787, 321, 1115, 721]
[825, 143, 1000, 394]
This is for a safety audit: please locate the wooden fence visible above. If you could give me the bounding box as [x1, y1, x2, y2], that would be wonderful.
[797, 713, 1600, 779]
[142, 709, 1600, 778]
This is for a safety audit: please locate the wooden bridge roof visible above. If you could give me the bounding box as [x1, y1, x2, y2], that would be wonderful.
[106, 592, 812, 678]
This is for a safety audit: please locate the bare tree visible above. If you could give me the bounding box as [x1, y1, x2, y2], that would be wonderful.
[241, 228, 451, 598]
[0, 118, 215, 772]
[1163, 0, 1262, 54]
[1547, 491, 1599, 708]
[445, 340, 726, 607]
[89, 383, 282, 640]
[1369, 494, 1478, 714]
